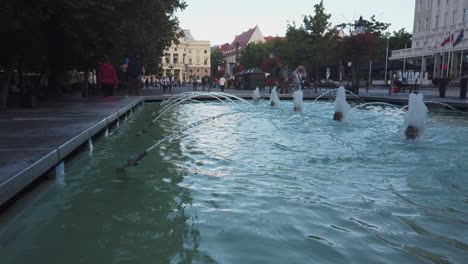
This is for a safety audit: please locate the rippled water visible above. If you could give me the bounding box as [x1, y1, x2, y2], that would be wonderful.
[1, 98, 467, 264]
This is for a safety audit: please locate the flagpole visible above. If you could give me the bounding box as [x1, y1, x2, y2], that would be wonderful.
[421, 31, 427, 75]
[403, 44, 407, 75]
[433, 32, 439, 79]
[449, 32, 454, 78]
[441, 51, 445, 78]
[460, 48, 464, 78]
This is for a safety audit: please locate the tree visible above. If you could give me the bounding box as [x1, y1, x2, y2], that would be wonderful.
[239, 42, 270, 69]
[339, 15, 389, 94]
[389, 28, 412, 50]
[0, 0, 186, 109]
[210, 47, 224, 75]
[284, 0, 339, 86]
[341, 32, 379, 93]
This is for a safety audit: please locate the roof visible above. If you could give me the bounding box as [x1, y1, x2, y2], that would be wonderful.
[182, 29, 195, 41]
[219, 43, 231, 52]
[231, 27, 257, 48]
[264, 36, 286, 42]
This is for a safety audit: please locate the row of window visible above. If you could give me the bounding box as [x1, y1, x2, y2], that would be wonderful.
[171, 48, 208, 54]
[164, 56, 209, 66]
[416, 7, 468, 31]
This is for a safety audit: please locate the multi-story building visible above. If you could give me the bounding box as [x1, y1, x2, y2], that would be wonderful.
[222, 26, 265, 75]
[161, 29, 211, 81]
[391, 0, 468, 79]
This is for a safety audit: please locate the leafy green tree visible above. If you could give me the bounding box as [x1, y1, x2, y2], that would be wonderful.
[0, 0, 186, 109]
[210, 47, 224, 75]
[284, 0, 339, 86]
[338, 15, 389, 93]
[239, 42, 270, 69]
[389, 28, 412, 50]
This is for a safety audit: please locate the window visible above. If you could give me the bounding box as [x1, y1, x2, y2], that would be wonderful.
[174, 48, 177, 52]
[204, 50, 208, 54]
[417, 20, 421, 31]
[453, 11, 457, 24]
[204, 59, 208, 65]
[436, 15, 439, 27]
[445, 12, 449, 26]
[189, 58, 192, 65]
[165, 54, 170, 64]
[427, 0, 430, 9]
[426, 18, 430, 30]
[419, 0, 422, 12]
[464, 8, 467, 22]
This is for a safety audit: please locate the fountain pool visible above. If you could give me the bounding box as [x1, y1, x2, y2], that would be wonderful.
[0, 96, 467, 263]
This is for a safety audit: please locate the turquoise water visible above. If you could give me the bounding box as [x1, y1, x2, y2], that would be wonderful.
[1, 98, 467, 263]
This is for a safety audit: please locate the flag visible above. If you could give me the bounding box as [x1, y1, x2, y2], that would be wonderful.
[453, 30, 464, 47]
[440, 33, 453, 47]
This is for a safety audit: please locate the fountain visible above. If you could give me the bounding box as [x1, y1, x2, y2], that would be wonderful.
[293, 89, 304, 112]
[333, 86, 350, 121]
[2, 93, 468, 264]
[252, 87, 261, 103]
[404, 93, 427, 140]
[270, 86, 281, 107]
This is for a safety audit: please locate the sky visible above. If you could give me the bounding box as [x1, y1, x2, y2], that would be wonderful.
[175, 0, 415, 46]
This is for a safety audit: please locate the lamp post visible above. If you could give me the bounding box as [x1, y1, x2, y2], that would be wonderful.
[268, 49, 275, 92]
[347, 61, 352, 89]
[384, 35, 389, 86]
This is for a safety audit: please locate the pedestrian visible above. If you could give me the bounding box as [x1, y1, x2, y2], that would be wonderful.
[98, 55, 118, 97]
[192, 76, 198, 91]
[126, 51, 144, 96]
[219, 76, 226, 92]
[292, 65, 306, 91]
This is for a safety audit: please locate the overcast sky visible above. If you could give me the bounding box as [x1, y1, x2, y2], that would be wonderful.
[175, 0, 415, 45]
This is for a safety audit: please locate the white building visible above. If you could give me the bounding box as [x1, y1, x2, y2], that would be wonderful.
[161, 29, 211, 81]
[222, 26, 265, 75]
[391, 0, 468, 79]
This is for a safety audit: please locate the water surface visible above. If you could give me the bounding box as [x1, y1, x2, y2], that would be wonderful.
[1, 99, 467, 264]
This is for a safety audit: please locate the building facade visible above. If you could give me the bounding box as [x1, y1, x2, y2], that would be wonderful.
[222, 26, 265, 75]
[161, 29, 211, 81]
[391, 0, 468, 79]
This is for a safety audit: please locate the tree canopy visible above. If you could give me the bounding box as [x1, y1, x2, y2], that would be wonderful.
[1, 0, 186, 73]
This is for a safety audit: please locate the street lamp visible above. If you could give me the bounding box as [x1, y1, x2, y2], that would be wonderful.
[384, 35, 389, 86]
[354, 16, 367, 34]
[235, 42, 240, 63]
[347, 61, 352, 88]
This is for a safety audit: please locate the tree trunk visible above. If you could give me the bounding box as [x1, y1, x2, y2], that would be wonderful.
[82, 70, 89, 97]
[352, 61, 360, 95]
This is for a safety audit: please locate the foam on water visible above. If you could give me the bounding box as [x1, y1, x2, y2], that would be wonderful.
[334, 86, 350, 119]
[293, 89, 304, 112]
[270, 86, 281, 108]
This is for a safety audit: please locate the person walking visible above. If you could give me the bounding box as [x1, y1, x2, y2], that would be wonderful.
[97, 55, 118, 97]
[219, 76, 226, 92]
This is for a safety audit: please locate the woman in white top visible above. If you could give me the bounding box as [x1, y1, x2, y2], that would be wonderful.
[292, 65, 306, 91]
